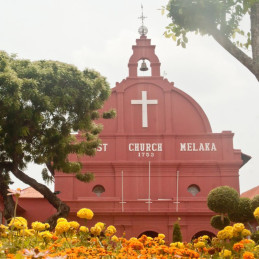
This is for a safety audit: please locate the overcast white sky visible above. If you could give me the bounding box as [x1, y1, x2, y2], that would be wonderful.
[1, 0, 258, 194]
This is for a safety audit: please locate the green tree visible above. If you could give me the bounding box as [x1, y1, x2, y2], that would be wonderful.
[228, 197, 254, 223]
[207, 186, 239, 222]
[250, 194, 259, 212]
[172, 221, 182, 242]
[163, 0, 259, 81]
[210, 215, 230, 230]
[0, 51, 115, 227]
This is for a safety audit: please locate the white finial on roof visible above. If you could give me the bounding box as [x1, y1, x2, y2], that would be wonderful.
[138, 4, 148, 36]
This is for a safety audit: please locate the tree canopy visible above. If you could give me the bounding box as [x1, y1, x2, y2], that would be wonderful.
[0, 51, 115, 226]
[228, 197, 254, 223]
[207, 186, 239, 214]
[163, 0, 259, 81]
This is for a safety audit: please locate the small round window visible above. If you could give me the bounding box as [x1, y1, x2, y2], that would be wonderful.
[92, 185, 105, 197]
[187, 184, 200, 196]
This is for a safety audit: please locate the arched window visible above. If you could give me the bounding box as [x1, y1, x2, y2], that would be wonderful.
[187, 184, 200, 196]
[191, 230, 216, 242]
[138, 230, 158, 238]
[92, 185, 105, 197]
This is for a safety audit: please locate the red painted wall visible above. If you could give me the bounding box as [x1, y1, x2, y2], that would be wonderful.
[55, 35, 244, 241]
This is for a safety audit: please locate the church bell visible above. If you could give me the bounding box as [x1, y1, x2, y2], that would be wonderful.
[140, 59, 148, 71]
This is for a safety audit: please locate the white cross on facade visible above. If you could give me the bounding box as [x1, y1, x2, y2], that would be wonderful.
[131, 91, 158, 127]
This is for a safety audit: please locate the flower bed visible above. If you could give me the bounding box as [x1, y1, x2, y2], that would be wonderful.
[0, 206, 259, 258]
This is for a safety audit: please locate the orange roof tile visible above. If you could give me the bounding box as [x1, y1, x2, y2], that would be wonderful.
[241, 185, 259, 199]
[20, 187, 44, 198]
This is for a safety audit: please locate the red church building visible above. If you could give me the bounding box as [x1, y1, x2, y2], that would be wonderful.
[54, 26, 249, 241]
[1, 23, 250, 242]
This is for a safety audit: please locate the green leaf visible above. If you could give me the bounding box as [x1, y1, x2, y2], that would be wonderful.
[181, 42, 186, 48]
[171, 33, 177, 41]
[182, 35, 188, 43]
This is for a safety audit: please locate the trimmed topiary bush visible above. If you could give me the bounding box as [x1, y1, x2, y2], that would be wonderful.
[207, 186, 239, 214]
[228, 197, 254, 223]
[210, 215, 230, 230]
[251, 195, 259, 212]
[172, 222, 182, 242]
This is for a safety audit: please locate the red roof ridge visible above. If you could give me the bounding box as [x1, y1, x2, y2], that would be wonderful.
[241, 185, 259, 198]
[20, 187, 44, 198]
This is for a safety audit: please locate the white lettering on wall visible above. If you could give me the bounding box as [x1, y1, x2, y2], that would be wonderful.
[129, 143, 163, 158]
[180, 143, 217, 152]
[128, 143, 163, 152]
[97, 144, 108, 152]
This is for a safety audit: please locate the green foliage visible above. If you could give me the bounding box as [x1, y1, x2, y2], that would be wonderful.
[228, 197, 254, 223]
[210, 215, 230, 230]
[102, 109, 117, 119]
[251, 231, 259, 243]
[75, 172, 95, 182]
[163, 0, 259, 81]
[207, 186, 239, 214]
[172, 222, 182, 242]
[41, 168, 54, 185]
[0, 51, 112, 181]
[251, 195, 259, 212]
[164, 0, 253, 49]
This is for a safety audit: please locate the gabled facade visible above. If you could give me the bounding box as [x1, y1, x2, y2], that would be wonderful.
[55, 33, 247, 241]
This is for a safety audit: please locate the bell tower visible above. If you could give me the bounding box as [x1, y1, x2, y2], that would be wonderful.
[128, 6, 161, 77]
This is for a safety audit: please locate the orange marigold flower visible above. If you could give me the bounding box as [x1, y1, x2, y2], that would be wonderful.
[233, 242, 244, 252]
[243, 251, 255, 259]
[129, 240, 144, 250]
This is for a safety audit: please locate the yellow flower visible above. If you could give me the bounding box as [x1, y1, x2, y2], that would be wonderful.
[219, 249, 232, 258]
[0, 224, 8, 232]
[129, 237, 138, 242]
[31, 221, 46, 231]
[69, 221, 80, 230]
[198, 235, 209, 242]
[44, 223, 50, 229]
[79, 226, 89, 232]
[105, 225, 116, 236]
[242, 229, 251, 237]
[55, 221, 70, 234]
[253, 207, 259, 219]
[95, 222, 105, 231]
[224, 226, 234, 232]
[8, 217, 27, 229]
[20, 229, 34, 237]
[158, 233, 165, 239]
[90, 226, 102, 236]
[217, 228, 233, 240]
[233, 223, 245, 233]
[111, 235, 119, 242]
[170, 242, 184, 248]
[57, 218, 67, 224]
[39, 231, 53, 240]
[194, 241, 205, 248]
[77, 208, 94, 220]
